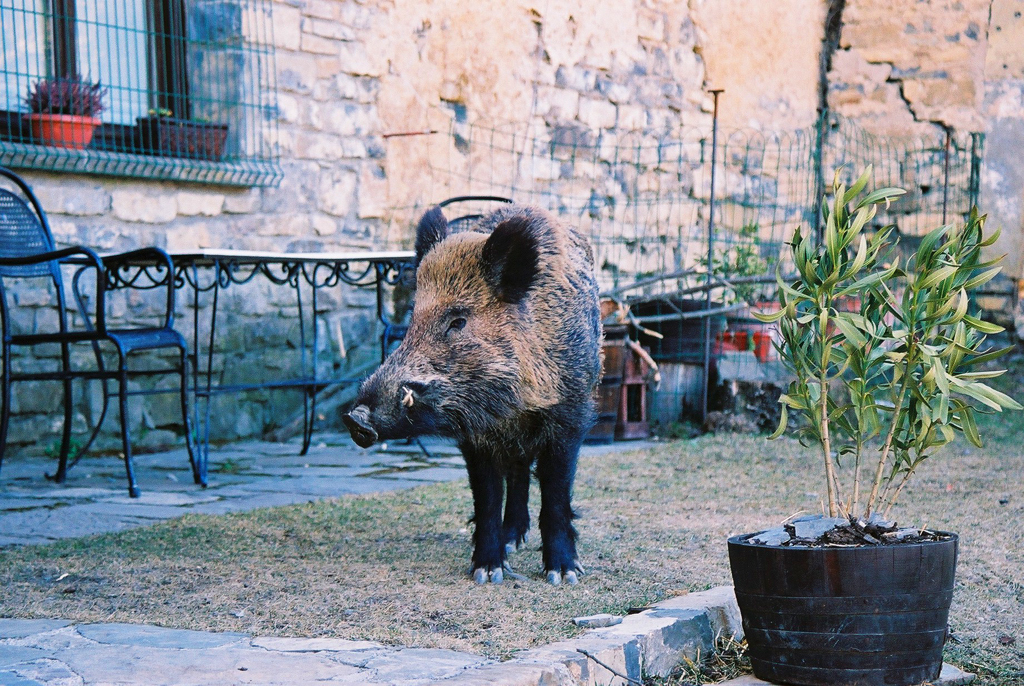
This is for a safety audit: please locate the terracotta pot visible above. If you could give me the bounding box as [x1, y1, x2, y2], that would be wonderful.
[752, 330, 775, 362]
[24, 114, 101, 149]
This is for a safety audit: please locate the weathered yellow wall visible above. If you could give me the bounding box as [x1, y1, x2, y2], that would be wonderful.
[829, 0, 1024, 285]
[691, 0, 825, 130]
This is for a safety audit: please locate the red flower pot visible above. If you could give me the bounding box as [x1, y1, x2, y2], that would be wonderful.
[753, 330, 775, 362]
[24, 114, 101, 149]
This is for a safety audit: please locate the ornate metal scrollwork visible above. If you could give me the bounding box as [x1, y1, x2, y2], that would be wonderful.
[104, 263, 172, 291]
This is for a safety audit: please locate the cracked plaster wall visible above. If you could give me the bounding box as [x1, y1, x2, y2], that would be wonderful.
[828, 0, 1024, 285]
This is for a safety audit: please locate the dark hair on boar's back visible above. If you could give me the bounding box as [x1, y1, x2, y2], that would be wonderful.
[344, 204, 602, 585]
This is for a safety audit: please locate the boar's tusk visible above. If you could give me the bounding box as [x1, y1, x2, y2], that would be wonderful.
[401, 386, 415, 408]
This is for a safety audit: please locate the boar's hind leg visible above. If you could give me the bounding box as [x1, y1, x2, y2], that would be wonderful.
[536, 432, 584, 586]
[463, 446, 506, 584]
[502, 462, 530, 555]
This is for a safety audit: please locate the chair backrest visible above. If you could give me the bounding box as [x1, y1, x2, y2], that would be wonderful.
[437, 195, 513, 230]
[0, 168, 58, 279]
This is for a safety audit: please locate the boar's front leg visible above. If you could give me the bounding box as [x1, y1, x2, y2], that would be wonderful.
[462, 445, 506, 584]
[502, 461, 531, 555]
[536, 431, 584, 585]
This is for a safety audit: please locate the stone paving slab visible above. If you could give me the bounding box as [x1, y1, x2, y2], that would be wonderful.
[0, 436, 472, 547]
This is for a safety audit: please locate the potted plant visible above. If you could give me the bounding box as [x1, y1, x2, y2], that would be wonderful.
[137, 108, 229, 161]
[23, 77, 106, 149]
[728, 167, 1021, 686]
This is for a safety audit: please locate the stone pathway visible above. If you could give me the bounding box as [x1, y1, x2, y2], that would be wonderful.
[0, 434, 469, 547]
[0, 618, 493, 685]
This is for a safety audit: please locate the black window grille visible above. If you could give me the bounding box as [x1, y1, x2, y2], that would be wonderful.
[0, 0, 281, 186]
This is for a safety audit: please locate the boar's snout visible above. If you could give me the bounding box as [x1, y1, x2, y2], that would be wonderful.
[343, 405, 379, 448]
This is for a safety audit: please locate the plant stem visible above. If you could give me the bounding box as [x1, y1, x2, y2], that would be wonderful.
[881, 465, 917, 519]
[819, 371, 839, 517]
[851, 435, 863, 519]
[865, 376, 908, 516]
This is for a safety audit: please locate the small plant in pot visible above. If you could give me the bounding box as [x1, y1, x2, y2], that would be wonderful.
[728, 167, 1021, 686]
[137, 108, 229, 161]
[23, 77, 106, 149]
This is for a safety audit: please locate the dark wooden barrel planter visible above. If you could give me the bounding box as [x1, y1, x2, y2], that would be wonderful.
[728, 532, 958, 686]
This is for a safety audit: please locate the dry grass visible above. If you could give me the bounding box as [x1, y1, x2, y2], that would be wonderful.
[1, 364, 1022, 682]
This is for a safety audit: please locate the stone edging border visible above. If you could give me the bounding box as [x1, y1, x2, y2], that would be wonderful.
[439, 585, 975, 686]
[441, 585, 740, 685]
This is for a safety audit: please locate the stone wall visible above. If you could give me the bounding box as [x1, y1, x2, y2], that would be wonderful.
[828, 0, 1024, 283]
[6, 0, 1024, 453]
[6, 0, 827, 452]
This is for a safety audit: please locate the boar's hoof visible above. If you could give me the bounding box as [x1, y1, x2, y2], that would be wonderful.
[504, 532, 528, 555]
[472, 566, 503, 584]
[343, 406, 378, 448]
[546, 565, 583, 586]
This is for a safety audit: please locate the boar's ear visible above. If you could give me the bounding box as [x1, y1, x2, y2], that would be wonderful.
[481, 216, 540, 303]
[415, 206, 449, 267]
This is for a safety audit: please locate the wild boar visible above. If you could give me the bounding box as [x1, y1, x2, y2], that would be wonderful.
[343, 204, 602, 585]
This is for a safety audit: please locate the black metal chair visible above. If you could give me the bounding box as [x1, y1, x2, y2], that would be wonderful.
[0, 167, 198, 497]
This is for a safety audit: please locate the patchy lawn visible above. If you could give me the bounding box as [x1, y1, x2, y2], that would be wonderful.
[1, 364, 1022, 683]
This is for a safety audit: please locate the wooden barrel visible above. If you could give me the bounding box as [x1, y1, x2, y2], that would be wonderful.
[728, 533, 958, 686]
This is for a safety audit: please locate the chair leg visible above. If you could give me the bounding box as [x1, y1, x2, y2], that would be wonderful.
[52, 343, 74, 483]
[178, 346, 203, 486]
[116, 353, 140, 498]
[300, 387, 315, 456]
[0, 343, 11, 478]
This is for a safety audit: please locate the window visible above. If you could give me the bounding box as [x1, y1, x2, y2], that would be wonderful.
[0, 0, 280, 186]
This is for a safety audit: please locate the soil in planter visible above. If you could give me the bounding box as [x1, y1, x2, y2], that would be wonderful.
[751, 515, 954, 548]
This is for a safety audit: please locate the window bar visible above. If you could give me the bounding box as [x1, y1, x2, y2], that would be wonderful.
[1, 0, 281, 186]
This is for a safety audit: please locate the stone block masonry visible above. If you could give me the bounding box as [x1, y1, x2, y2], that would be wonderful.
[8, 0, 1024, 452]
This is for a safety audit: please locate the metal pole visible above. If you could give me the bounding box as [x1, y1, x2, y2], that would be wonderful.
[812, 109, 828, 244]
[968, 133, 983, 208]
[942, 127, 952, 225]
[702, 89, 723, 427]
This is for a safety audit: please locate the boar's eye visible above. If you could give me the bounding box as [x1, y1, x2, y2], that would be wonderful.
[446, 316, 467, 334]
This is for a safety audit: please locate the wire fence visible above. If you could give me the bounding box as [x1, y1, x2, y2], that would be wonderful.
[382, 109, 984, 429]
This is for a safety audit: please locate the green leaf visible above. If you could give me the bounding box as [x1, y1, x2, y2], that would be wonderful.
[843, 165, 873, 204]
[835, 263, 898, 298]
[768, 403, 788, 440]
[916, 265, 958, 291]
[778, 393, 807, 410]
[857, 186, 907, 210]
[957, 345, 1015, 368]
[915, 225, 947, 266]
[962, 266, 1002, 291]
[949, 378, 1023, 411]
[963, 314, 1004, 335]
[931, 355, 950, 395]
[959, 405, 982, 447]
[752, 308, 786, 323]
[832, 313, 867, 347]
[948, 288, 969, 324]
[846, 232, 870, 278]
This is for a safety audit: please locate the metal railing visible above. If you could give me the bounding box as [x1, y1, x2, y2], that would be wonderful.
[0, 0, 281, 186]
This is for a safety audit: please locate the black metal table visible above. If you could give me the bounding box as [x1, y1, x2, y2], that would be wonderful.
[96, 248, 415, 485]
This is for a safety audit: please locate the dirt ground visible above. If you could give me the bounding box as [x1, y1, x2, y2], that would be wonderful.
[1, 367, 1022, 683]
